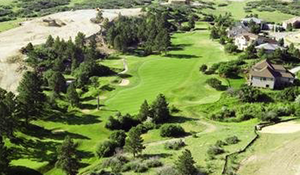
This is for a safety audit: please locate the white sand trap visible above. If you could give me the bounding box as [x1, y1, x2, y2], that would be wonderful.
[119, 79, 130, 86]
[260, 121, 300, 134]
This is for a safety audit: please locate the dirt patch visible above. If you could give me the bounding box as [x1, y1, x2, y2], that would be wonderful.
[0, 8, 141, 92]
[260, 121, 300, 134]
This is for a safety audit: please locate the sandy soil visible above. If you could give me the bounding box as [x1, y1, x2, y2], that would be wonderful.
[260, 121, 300, 134]
[0, 8, 141, 92]
[119, 79, 130, 86]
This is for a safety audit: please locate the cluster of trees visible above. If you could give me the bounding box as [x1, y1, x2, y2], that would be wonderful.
[208, 85, 300, 122]
[104, 12, 171, 55]
[245, 0, 300, 17]
[74, 0, 152, 9]
[205, 78, 224, 91]
[202, 59, 245, 78]
[24, 33, 113, 106]
[106, 94, 171, 133]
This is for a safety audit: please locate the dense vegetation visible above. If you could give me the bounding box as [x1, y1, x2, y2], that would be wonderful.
[245, 0, 300, 16]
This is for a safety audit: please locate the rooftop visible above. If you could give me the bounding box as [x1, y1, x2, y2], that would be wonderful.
[250, 60, 294, 78]
[255, 43, 283, 51]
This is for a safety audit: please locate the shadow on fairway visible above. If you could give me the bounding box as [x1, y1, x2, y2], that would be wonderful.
[164, 53, 198, 59]
[20, 123, 90, 140]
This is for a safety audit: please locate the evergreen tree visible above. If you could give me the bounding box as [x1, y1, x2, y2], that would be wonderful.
[124, 127, 145, 157]
[48, 71, 67, 94]
[75, 32, 86, 49]
[66, 84, 80, 107]
[137, 100, 150, 122]
[45, 35, 54, 47]
[151, 94, 170, 124]
[188, 16, 195, 29]
[278, 38, 284, 47]
[175, 149, 198, 175]
[17, 71, 45, 125]
[0, 137, 10, 175]
[56, 136, 80, 175]
[113, 35, 125, 52]
[25, 42, 34, 53]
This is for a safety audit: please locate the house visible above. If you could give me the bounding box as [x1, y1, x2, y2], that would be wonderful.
[168, 0, 190, 5]
[227, 22, 250, 38]
[234, 33, 259, 50]
[283, 17, 300, 29]
[248, 59, 295, 89]
[255, 43, 283, 54]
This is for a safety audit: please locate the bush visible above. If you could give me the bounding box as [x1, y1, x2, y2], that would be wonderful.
[96, 140, 118, 158]
[156, 166, 180, 175]
[206, 78, 223, 90]
[160, 124, 185, 137]
[109, 130, 126, 147]
[164, 139, 186, 150]
[102, 154, 128, 173]
[225, 136, 239, 145]
[199, 64, 208, 73]
[260, 110, 280, 123]
[215, 140, 227, 147]
[144, 157, 163, 168]
[207, 145, 225, 156]
[224, 43, 238, 53]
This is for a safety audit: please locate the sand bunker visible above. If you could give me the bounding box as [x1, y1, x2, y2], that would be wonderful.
[260, 121, 300, 134]
[119, 79, 130, 86]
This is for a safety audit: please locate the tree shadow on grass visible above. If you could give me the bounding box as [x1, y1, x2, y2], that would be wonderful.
[169, 44, 193, 51]
[164, 53, 199, 59]
[167, 115, 198, 124]
[140, 153, 172, 159]
[9, 166, 43, 175]
[44, 111, 101, 125]
[10, 138, 59, 162]
[20, 123, 90, 140]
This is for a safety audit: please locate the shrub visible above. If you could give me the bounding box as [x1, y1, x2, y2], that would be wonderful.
[109, 130, 126, 147]
[224, 43, 238, 53]
[207, 145, 225, 156]
[164, 140, 186, 150]
[206, 78, 223, 90]
[260, 110, 279, 123]
[225, 136, 239, 145]
[96, 140, 118, 158]
[215, 140, 227, 147]
[199, 64, 208, 73]
[102, 155, 128, 173]
[156, 166, 180, 175]
[238, 85, 263, 102]
[160, 124, 185, 137]
[144, 157, 163, 168]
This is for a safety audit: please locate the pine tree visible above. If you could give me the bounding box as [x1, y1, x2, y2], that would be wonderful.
[75, 32, 86, 49]
[175, 149, 197, 175]
[56, 136, 80, 175]
[0, 137, 10, 175]
[137, 100, 150, 122]
[48, 71, 67, 94]
[124, 127, 145, 157]
[45, 35, 54, 47]
[17, 71, 45, 125]
[151, 94, 170, 124]
[67, 84, 80, 107]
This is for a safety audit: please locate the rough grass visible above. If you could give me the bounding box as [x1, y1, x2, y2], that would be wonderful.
[203, 0, 295, 23]
[236, 122, 300, 175]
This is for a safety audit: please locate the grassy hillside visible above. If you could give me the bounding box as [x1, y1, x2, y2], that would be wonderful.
[7, 22, 258, 175]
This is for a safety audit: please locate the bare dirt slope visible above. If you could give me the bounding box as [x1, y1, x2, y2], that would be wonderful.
[237, 121, 300, 175]
[0, 8, 141, 92]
